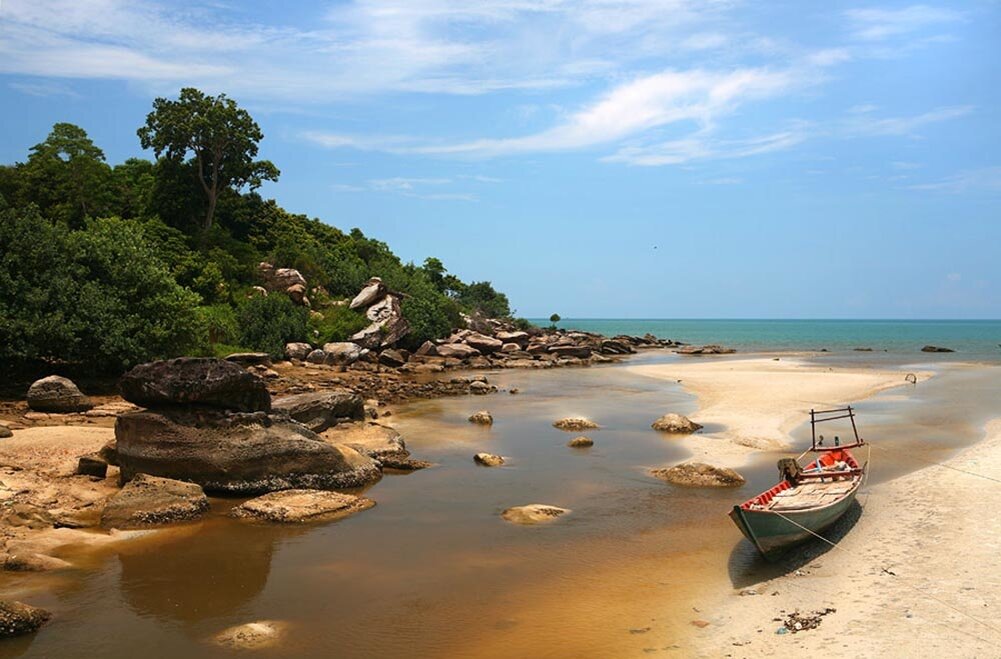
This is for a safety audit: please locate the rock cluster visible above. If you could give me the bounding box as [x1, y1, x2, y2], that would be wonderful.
[114, 358, 381, 494]
[348, 277, 410, 348]
[26, 375, 92, 413]
[651, 463, 745, 488]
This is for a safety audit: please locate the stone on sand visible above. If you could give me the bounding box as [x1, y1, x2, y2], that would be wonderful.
[651, 413, 703, 434]
[501, 504, 570, 525]
[651, 462, 745, 487]
[230, 489, 374, 523]
[26, 375, 92, 413]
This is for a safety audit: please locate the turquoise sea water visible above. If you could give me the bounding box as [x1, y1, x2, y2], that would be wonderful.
[528, 319, 1001, 361]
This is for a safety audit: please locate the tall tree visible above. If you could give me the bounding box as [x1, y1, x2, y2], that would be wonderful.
[137, 88, 279, 231]
[21, 123, 111, 226]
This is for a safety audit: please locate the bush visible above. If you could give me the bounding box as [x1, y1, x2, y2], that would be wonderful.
[308, 305, 368, 345]
[197, 304, 239, 345]
[236, 294, 308, 358]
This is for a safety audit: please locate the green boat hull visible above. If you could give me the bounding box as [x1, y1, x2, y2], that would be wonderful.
[729, 484, 860, 559]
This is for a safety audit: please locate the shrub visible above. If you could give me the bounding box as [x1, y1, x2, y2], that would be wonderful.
[307, 305, 368, 345]
[236, 294, 308, 358]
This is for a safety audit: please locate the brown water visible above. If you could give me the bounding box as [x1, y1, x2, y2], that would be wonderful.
[2, 354, 999, 658]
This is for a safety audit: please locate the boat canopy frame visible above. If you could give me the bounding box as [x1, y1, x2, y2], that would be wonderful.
[809, 406, 865, 452]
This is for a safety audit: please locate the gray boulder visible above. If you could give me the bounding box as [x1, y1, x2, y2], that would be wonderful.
[114, 408, 380, 494]
[119, 358, 270, 412]
[100, 474, 209, 529]
[306, 349, 326, 364]
[464, 332, 504, 354]
[285, 342, 313, 361]
[323, 342, 363, 365]
[378, 349, 407, 367]
[26, 375, 92, 413]
[271, 390, 364, 433]
[350, 277, 387, 309]
[436, 343, 481, 359]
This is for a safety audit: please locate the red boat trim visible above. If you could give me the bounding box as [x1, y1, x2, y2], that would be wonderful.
[736, 448, 861, 511]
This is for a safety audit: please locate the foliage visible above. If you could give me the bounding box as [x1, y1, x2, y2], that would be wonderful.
[197, 304, 239, 345]
[307, 305, 369, 345]
[550, 313, 561, 323]
[138, 87, 279, 230]
[236, 294, 309, 358]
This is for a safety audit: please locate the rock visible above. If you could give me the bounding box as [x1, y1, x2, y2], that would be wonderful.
[101, 474, 210, 529]
[464, 332, 504, 354]
[212, 620, 288, 651]
[436, 343, 481, 359]
[349, 277, 387, 309]
[324, 422, 409, 465]
[248, 285, 268, 297]
[350, 294, 410, 348]
[496, 330, 530, 346]
[320, 342, 364, 366]
[469, 381, 494, 395]
[567, 436, 593, 448]
[651, 463, 745, 487]
[2, 552, 72, 572]
[553, 417, 598, 431]
[0, 600, 51, 638]
[286, 283, 308, 304]
[501, 504, 570, 525]
[0, 426, 11, 439]
[76, 454, 108, 478]
[548, 345, 592, 359]
[306, 349, 327, 364]
[651, 413, 703, 434]
[378, 349, 407, 367]
[26, 375, 92, 413]
[114, 408, 381, 494]
[3, 504, 54, 530]
[474, 453, 505, 467]
[468, 410, 494, 425]
[271, 390, 364, 433]
[98, 439, 118, 466]
[500, 343, 521, 353]
[921, 345, 955, 353]
[285, 342, 313, 361]
[231, 489, 375, 523]
[224, 352, 272, 367]
[119, 358, 271, 413]
[509, 388, 520, 395]
[415, 340, 438, 356]
[676, 344, 736, 355]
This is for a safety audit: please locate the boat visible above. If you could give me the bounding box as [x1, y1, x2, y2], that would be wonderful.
[729, 406, 868, 559]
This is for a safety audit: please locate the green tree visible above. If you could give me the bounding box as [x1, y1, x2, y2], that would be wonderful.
[138, 88, 279, 231]
[237, 294, 308, 358]
[549, 313, 561, 328]
[21, 123, 111, 226]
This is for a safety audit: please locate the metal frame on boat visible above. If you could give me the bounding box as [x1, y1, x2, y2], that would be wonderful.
[730, 406, 868, 559]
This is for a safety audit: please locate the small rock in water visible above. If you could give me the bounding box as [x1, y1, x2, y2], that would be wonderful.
[101, 474, 209, 529]
[501, 504, 570, 525]
[474, 453, 505, 467]
[0, 600, 51, 638]
[231, 489, 374, 523]
[651, 463, 745, 488]
[552, 417, 598, 431]
[468, 410, 494, 425]
[651, 413, 702, 434]
[212, 620, 288, 650]
[567, 436, 594, 448]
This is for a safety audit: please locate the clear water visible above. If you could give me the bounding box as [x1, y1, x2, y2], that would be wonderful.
[531, 319, 1001, 361]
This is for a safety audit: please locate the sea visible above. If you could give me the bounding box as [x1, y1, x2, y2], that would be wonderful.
[528, 319, 1001, 362]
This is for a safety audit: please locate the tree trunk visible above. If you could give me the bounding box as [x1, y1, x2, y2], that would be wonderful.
[203, 190, 217, 231]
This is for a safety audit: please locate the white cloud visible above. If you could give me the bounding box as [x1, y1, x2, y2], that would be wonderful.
[846, 5, 963, 41]
[8, 80, 81, 98]
[333, 176, 478, 201]
[845, 105, 973, 136]
[908, 167, 1001, 193]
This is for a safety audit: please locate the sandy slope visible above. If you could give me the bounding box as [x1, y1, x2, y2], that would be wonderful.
[688, 418, 1001, 658]
[629, 357, 929, 466]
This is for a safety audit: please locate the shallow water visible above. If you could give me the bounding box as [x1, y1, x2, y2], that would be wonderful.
[3, 354, 999, 658]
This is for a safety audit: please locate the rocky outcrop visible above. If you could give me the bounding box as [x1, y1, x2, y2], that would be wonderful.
[567, 436, 593, 448]
[676, 344, 736, 355]
[230, 489, 374, 523]
[921, 345, 955, 353]
[553, 417, 598, 431]
[651, 413, 703, 434]
[100, 474, 209, 529]
[119, 358, 270, 413]
[115, 408, 380, 494]
[468, 410, 493, 425]
[474, 453, 505, 467]
[651, 463, 745, 487]
[346, 278, 410, 348]
[271, 389, 364, 433]
[349, 277, 387, 310]
[26, 375, 92, 413]
[501, 504, 570, 525]
[258, 262, 310, 307]
[0, 600, 51, 638]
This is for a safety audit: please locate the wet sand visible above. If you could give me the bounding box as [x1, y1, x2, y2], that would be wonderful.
[1, 353, 998, 657]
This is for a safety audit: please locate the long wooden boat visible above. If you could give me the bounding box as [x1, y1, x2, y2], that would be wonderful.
[729, 406, 867, 559]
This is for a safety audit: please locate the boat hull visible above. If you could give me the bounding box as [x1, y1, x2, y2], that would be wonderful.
[729, 485, 859, 559]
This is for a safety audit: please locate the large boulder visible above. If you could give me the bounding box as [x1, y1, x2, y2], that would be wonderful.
[464, 332, 504, 354]
[230, 489, 375, 524]
[651, 413, 703, 434]
[119, 358, 271, 413]
[322, 342, 364, 366]
[26, 375, 92, 413]
[651, 463, 745, 488]
[501, 504, 570, 525]
[349, 277, 387, 310]
[350, 294, 410, 348]
[285, 342, 313, 361]
[496, 331, 530, 346]
[0, 600, 51, 638]
[100, 474, 209, 529]
[272, 390, 363, 433]
[114, 409, 380, 494]
[323, 422, 414, 468]
[436, 343, 481, 359]
[378, 349, 407, 367]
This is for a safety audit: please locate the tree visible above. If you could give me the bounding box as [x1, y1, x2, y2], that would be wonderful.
[549, 313, 561, 326]
[138, 88, 279, 231]
[21, 123, 111, 226]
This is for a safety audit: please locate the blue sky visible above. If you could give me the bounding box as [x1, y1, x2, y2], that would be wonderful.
[1, 1, 999, 318]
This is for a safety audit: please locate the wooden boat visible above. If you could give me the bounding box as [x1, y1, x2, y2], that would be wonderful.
[729, 406, 867, 559]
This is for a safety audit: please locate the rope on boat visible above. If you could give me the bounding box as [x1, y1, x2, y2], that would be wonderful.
[769, 508, 1001, 646]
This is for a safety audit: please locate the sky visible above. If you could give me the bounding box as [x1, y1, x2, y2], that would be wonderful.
[1, 0, 999, 318]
